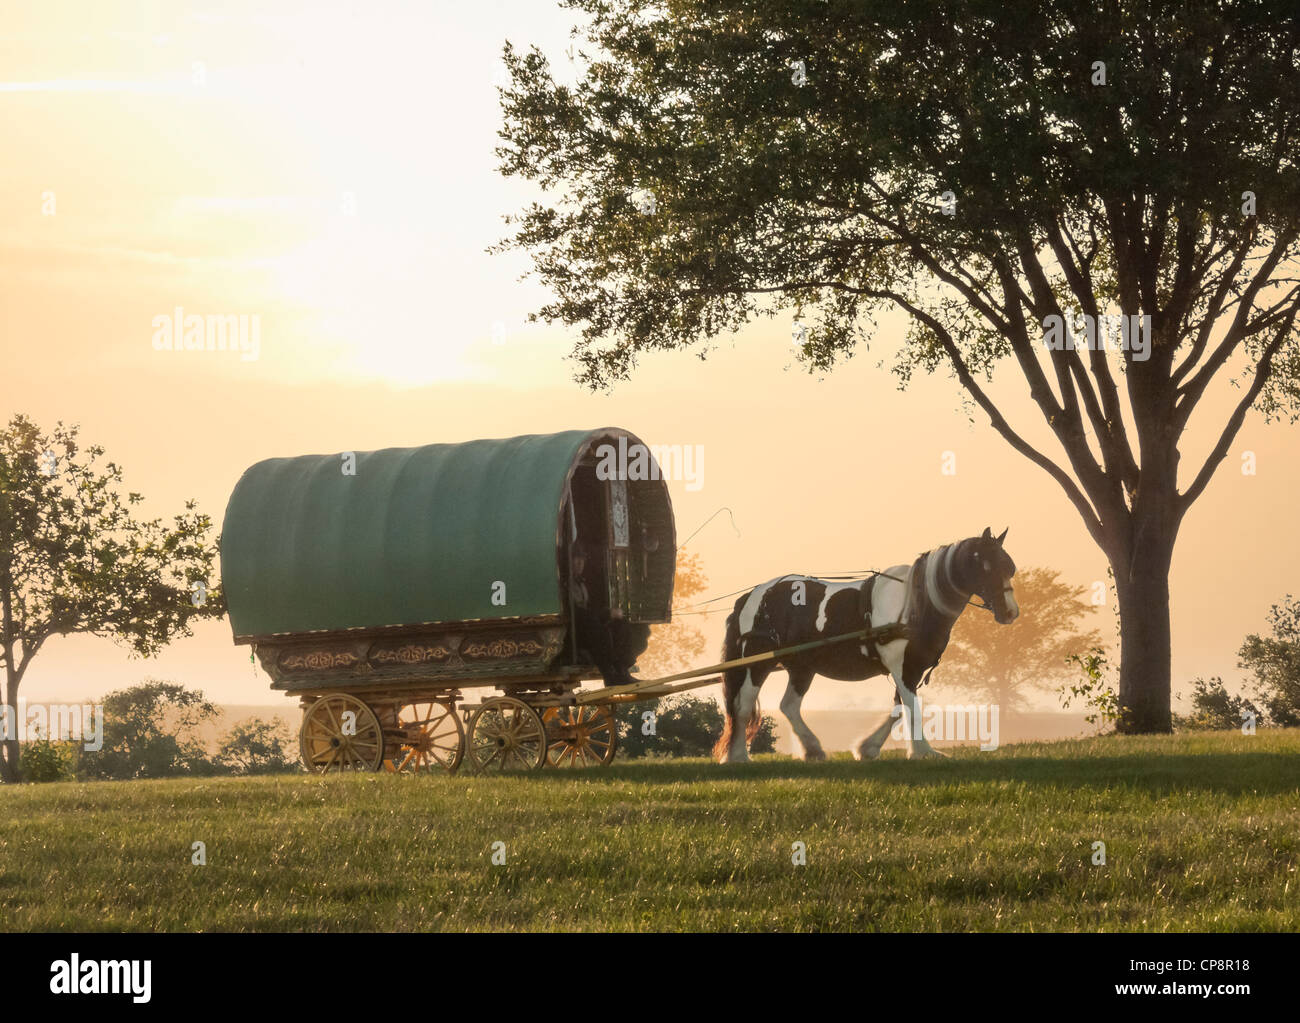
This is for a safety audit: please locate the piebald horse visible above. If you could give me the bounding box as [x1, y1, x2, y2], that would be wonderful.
[713, 529, 1019, 763]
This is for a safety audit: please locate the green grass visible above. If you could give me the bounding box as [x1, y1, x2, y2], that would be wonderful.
[2, 731, 1298, 931]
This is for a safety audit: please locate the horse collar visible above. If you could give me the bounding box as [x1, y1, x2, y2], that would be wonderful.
[924, 543, 968, 618]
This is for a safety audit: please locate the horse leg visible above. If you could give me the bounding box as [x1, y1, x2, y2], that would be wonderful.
[720, 665, 768, 764]
[779, 669, 825, 761]
[854, 691, 899, 761]
[876, 638, 945, 760]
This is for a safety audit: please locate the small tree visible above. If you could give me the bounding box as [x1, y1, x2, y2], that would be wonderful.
[1237, 596, 1300, 727]
[0, 415, 221, 782]
[941, 567, 1104, 712]
[215, 717, 298, 775]
[77, 680, 218, 780]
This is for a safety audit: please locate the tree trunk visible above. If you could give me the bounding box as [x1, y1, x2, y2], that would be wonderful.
[1, 671, 18, 783]
[1112, 530, 1175, 734]
[0, 573, 18, 782]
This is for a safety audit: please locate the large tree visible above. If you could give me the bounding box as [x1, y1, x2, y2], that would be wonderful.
[0, 415, 221, 781]
[496, 0, 1300, 731]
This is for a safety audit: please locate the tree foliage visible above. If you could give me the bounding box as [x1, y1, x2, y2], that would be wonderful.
[637, 548, 710, 678]
[1237, 595, 1300, 727]
[77, 680, 218, 781]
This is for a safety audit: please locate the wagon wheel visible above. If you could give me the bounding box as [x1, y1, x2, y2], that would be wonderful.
[542, 705, 617, 767]
[466, 697, 547, 773]
[388, 700, 464, 774]
[299, 693, 385, 773]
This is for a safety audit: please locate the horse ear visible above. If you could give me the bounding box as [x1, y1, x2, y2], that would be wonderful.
[981, 527, 992, 539]
[997, 527, 1008, 544]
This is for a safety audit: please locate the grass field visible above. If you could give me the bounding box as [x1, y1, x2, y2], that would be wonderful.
[2, 731, 1298, 931]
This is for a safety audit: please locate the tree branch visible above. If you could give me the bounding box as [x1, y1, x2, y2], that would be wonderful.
[1179, 307, 1299, 512]
[1176, 229, 1300, 423]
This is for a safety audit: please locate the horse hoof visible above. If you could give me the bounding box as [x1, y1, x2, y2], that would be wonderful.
[801, 747, 827, 762]
[908, 747, 948, 760]
[854, 745, 882, 761]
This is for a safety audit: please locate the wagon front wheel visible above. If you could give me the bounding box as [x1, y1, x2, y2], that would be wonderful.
[543, 705, 617, 767]
[466, 697, 546, 772]
[299, 693, 385, 773]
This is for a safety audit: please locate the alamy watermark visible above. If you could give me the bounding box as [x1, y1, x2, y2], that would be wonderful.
[594, 437, 704, 492]
[151, 306, 260, 362]
[50, 955, 150, 1003]
[1042, 312, 1151, 362]
[1, 701, 103, 751]
[890, 696, 999, 751]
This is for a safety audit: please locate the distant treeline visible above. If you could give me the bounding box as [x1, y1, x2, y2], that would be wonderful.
[19, 681, 297, 783]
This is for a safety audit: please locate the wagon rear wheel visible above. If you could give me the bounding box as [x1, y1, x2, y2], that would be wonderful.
[389, 700, 464, 774]
[466, 697, 547, 772]
[299, 693, 385, 773]
[543, 705, 617, 767]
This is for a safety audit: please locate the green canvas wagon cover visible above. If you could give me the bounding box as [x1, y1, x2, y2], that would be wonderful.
[221, 428, 675, 644]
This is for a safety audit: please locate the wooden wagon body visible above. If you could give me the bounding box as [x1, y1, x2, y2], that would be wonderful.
[221, 427, 677, 771]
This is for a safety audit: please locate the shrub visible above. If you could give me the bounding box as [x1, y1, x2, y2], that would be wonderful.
[1175, 677, 1259, 731]
[215, 717, 299, 775]
[615, 694, 777, 758]
[19, 738, 77, 782]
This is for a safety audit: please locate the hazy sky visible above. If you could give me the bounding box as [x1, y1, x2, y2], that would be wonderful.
[3, 1, 1297, 714]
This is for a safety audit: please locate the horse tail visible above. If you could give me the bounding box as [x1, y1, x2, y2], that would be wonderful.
[712, 718, 732, 763]
[712, 597, 746, 762]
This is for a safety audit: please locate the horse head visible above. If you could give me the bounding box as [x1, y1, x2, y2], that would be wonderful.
[964, 527, 1019, 624]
